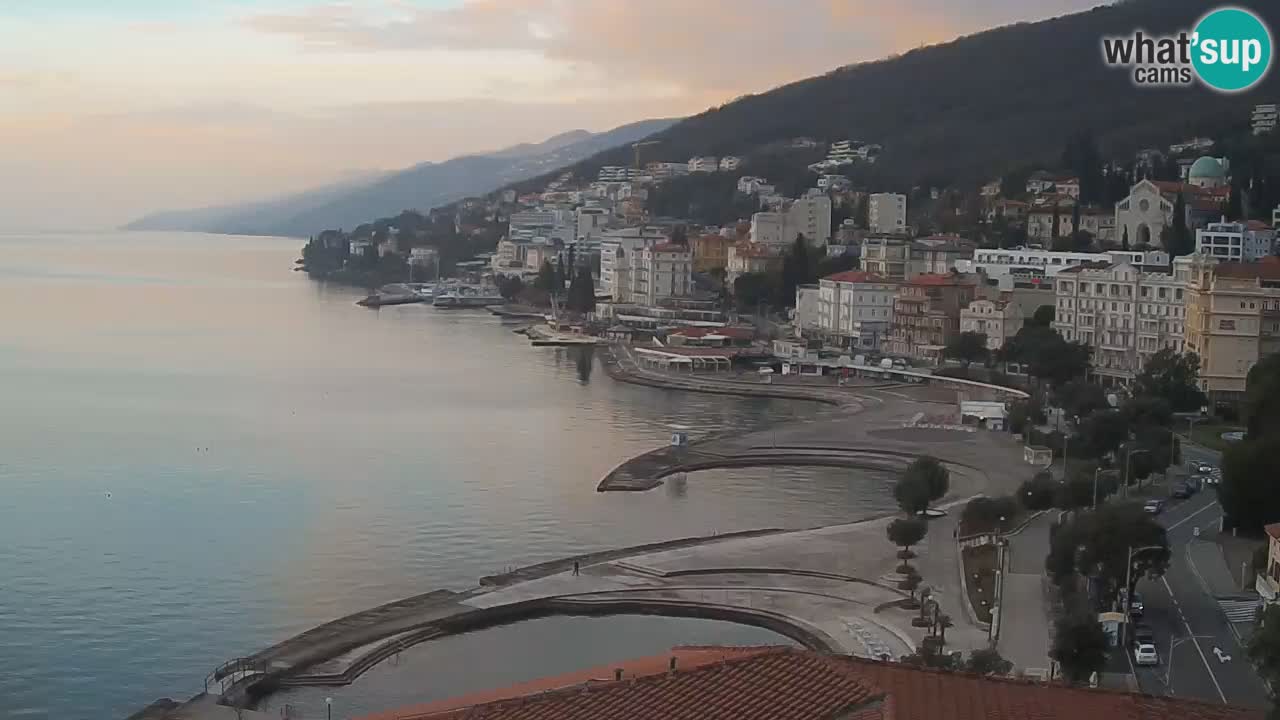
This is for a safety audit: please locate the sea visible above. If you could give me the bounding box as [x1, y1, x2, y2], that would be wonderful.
[0, 232, 897, 719]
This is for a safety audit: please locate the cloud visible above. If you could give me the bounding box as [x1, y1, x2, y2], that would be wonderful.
[242, 0, 1100, 101]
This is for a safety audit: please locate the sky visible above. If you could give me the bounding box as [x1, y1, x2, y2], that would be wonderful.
[0, 0, 1103, 231]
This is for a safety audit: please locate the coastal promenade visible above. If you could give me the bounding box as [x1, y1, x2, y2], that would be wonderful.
[133, 366, 1034, 719]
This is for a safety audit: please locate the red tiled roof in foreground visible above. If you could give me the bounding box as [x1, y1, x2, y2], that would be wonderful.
[823, 270, 891, 284]
[1265, 523, 1280, 541]
[356, 647, 1261, 720]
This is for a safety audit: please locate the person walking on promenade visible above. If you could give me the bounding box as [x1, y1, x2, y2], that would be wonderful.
[573, 561, 580, 576]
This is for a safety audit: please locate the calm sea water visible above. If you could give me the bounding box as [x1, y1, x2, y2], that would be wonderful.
[0, 232, 894, 719]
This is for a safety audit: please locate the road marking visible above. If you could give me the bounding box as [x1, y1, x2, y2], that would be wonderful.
[1167, 501, 1221, 531]
[1162, 576, 1228, 704]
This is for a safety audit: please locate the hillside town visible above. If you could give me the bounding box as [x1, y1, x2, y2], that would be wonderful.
[300, 103, 1280, 412]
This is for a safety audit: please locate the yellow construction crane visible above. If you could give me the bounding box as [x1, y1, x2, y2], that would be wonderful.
[632, 140, 662, 171]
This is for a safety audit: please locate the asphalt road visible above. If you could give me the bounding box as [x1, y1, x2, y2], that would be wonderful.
[1129, 444, 1270, 709]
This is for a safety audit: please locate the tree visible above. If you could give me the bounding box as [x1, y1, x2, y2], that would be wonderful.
[1121, 224, 1130, 251]
[1051, 614, 1110, 684]
[534, 260, 556, 293]
[1248, 604, 1280, 710]
[965, 647, 1013, 676]
[1030, 305, 1055, 327]
[887, 518, 928, 558]
[1218, 438, 1280, 533]
[733, 272, 774, 313]
[1245, 353, 1280, 439]
[1070, 202, 1082, 249]
[1000, 325, 1090, 388]
[1045, 502, 1170, 601]
[1132, 349, 1206, 413]
[905, 456, 950, 504]
[1168, 193, 1194, 257]
[854, 194, 870, 229]
[496, 275, 524, 301]
[1055, 475, 1103, 511]
[894, 473, 933, 516]
[961, 495, 1019, 534]
[1074, 409, 1129, 458]
[1018, 475, 1058, 511]
[779, 234, 816, 307]
[945, 331, 989, 368]
[1053, 380, 1109, 420]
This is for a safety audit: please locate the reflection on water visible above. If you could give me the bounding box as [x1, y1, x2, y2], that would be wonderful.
[256, 615, 795, 718]
[0, 233, 888, 719]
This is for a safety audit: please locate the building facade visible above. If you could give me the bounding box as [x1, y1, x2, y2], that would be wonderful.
[599, 226, 668, 298]
[629, 243, 692, 306]
[726, 242, 783, 282]
[814, 270, 898, 350]
[868, 193, 907, 234]
[1184, 256, 1280, 400]
[888, 274, 978, 362]
[908, 235, 974, 277]
[960, 299, 1024, 351]
[690, 233, 731, 273]
[1115, 180, 1176, 249]
[1196, 220, 1274, 263]
[1053, 261, 1189, 383]
[860, 234, 910, 280]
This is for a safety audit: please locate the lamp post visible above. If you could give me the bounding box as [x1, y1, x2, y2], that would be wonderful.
[1063, 414, 1079, 478]
[326, 697, 333, 720]
[1165, 634, 1213, 692]
[1093, 467, 1102, 508]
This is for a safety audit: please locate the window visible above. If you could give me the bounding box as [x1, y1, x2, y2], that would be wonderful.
[1221, 319, 1236, 331]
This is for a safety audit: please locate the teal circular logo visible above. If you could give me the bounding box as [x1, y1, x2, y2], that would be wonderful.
[1192, 7, 1272, 92]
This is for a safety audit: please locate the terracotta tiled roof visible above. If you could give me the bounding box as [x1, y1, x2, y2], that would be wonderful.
[362, 648, 1260, 720]
[1214, 262, 1280, 281]
[824, 270, 890, 284]
[849, 655, 1259, 720]
[650, 242, 690, 253]
[1265, 523, 1280, 541]
[908, 273, 973, 286]
[408, 648, 881, 720]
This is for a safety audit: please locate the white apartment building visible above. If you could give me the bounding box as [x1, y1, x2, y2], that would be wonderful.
[957, 248, 1170, 289]
[749, 196, 833, 248]
[1196, 219, 1274, 263]
[687, 156, 719, 173]
[795, 285, 821, 332]
[960, 300, 1023, 351]
[509, 209, 574, 245]
[598, 166, 638, 182]
[1254, 104, 1278, 135]
[646, 162, 688, 180]
[719, 156, 743, 171]
[1052, 261, 1191, 383]
[600, 226, 669, 299]
[575, 206, 610, 243]
[630, 243, 693, 306]
[814, 270, 898, 350]
[868, 193, 907, 234]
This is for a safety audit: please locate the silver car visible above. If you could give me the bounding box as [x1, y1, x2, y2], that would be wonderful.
[1135, 643, 1159, 666]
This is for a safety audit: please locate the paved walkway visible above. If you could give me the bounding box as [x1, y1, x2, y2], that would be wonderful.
[998, 511, 1056, 676]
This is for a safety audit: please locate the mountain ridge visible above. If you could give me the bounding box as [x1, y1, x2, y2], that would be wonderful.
[123, 118, 678, 237]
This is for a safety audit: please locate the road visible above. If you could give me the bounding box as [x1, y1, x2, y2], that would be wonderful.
[1129, 443, 1269, 709]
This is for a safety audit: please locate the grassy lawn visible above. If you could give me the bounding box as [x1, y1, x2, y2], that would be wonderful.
[1185, 424, 1245, 453]
[962, 544, 999, 624]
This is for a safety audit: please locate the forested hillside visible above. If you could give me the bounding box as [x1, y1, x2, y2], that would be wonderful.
[530, 0, 1280, 194]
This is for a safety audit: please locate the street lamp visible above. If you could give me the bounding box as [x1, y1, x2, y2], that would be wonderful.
[1063, 414, 1079, 477]
[1164, 634, 1213, 691]
[326, 697, 333, 720]
[1093, 467, 1102, 509]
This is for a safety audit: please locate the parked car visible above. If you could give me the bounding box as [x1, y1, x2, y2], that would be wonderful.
[1129, 592, 1145, 617]
[1133, 623, 1155, 646]
[1143, 499, 1165, 514]
[1172, 483, 1194, 499]
[1135, 643, 1160, 666]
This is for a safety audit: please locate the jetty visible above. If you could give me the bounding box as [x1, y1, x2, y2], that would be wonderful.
[356, 284, 425, 308]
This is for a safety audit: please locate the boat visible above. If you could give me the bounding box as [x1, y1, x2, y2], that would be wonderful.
[432, 287, 504, 309]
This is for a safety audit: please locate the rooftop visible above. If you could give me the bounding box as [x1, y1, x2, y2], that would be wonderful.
[823, 270, 890, 284]
[359, 647, 1261, 720]
[907, 273, 974, 287]
[1213, 259, 1280, 281]
[1266, 523, 1280, 541]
